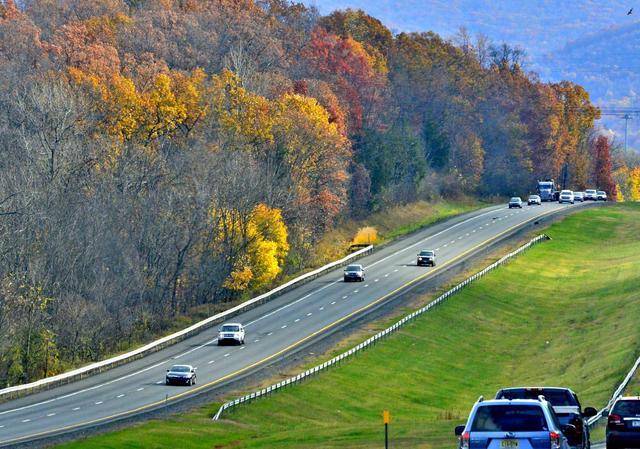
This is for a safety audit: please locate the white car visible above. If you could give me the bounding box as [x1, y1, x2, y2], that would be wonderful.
[597, 190, 608, 201]
[585, 189, 597, 200]
[527, 195, 541, 205]
[218, 323, 245, 345]
[559, 190, 574, 204]
[573, 191, 585, 202]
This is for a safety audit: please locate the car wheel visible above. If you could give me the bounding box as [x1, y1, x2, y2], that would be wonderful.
[166, 379, 170, 385]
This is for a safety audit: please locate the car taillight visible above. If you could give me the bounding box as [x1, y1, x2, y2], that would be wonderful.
[460, 431, 470, 449]
[608, 414, 623, 426]
[550, 431, 561, 449]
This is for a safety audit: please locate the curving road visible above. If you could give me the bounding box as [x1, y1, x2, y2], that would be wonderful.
[0, 201, 591, 446]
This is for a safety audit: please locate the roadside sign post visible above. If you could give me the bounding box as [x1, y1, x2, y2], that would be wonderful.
[383, 410, 390, 448]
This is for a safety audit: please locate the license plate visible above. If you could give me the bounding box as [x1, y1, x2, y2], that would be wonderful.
[632, 421, 640, 427]
[501, 440, 519, 448]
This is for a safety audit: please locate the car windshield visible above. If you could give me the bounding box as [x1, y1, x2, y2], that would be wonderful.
[539, 183, 553, 189]
[471, 405, 548, 432]
[586, 190, 596, 194]
[170, 366, 190, 373]
[529, 196, 539, 199]
[345, 265, 361, 271]
[510, 198, 520, 202]
[497, 389, 578, 407]
[597, 191, 605, 195]
[613, 400, 640, 416]
[419, 251, 434, 256]
[222, 325, 240, 332]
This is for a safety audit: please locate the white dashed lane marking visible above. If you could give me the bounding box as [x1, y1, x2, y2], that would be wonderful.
[207, 360, 214, 364]
[281, 325, 287, 329]
[21, 419, 30, 423]
[307, 312, 312, 316]
[72, 407, 80, 411]
[374, 279, 379, 282]
[384, 273, 389, 277]
[155, 381, 163, 384]
[224, 353, 230, 357]
[95, 401, 103, 405]
[353, 290, 359, 293]
[267, 332, 273, 336]
[331, 301, 336, 305]
[394, 269, 399, 272]
[136, 387, 144, 391]
[319, 307, 324, 311]
[117, 394, 126, 398]
[295, 318, 300, 322]
[450, 240, 455, 244]
[364, 284, 369, 287]
[342, 295, 348, 299]
[47, 413, 56, 417]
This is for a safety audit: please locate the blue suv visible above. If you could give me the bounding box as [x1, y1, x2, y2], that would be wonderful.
[455, 397, 575, 449]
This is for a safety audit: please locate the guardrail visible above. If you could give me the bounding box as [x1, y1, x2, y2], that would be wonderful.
[212, 234, 551, 420]
[0, 245, 374, 402]
[588, 355, 640, 428]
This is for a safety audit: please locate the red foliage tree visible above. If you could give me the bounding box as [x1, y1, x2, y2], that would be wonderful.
[302, 28, 385, 133]
[592, 135, 616, 200]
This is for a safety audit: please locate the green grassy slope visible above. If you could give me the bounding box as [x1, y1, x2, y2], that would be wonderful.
[57, 204, 640, 449]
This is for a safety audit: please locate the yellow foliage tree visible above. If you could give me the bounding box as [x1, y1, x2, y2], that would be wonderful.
[210, 69, 274, 145]
[630, 167, 640, 202]
[222, 203, 289, 291]
[616, 184, 625, 202]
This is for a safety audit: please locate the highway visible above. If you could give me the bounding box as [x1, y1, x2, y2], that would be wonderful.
[0, 201, 590, 446]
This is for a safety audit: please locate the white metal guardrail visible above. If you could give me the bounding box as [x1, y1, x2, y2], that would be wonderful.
[212, 234, 551, 420]
[0, 245, 374, 402]
[587, 355, 640, 428]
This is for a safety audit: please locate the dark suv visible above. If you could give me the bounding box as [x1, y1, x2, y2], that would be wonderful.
[495, 387, 597, 449]
[605, 396, 640, 449]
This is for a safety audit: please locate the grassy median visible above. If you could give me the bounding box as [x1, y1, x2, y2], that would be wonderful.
[57, 203, 640, 449]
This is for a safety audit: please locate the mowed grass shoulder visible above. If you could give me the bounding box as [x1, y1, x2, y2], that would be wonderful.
[57, 204, 640, 449]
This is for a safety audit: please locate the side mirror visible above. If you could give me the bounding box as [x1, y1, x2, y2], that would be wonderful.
[561, 424, 577, 437]
[454, 425, 465, 436]
[583, 407, 597, 418]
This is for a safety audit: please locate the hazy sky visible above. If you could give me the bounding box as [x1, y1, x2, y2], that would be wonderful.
[303, 0, 635, 59]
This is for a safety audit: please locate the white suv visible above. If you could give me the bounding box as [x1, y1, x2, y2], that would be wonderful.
[218, 323, 245, 345]
[559, 190, 574, 204]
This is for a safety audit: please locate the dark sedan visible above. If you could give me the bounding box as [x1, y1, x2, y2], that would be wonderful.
[165, 365, 197, 386]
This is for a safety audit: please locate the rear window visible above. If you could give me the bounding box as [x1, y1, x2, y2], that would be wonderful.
[471, 405, 548, 432]
[222, 325, 240, 332]
[497, 389, 578, 407]
[510, 197, 520, 201]
[346, 265, 361, 271]
[613, 400, 640, 416]
[420, 251, 434, 256]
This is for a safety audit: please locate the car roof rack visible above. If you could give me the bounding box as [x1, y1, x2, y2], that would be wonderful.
[538, 395, 546, 402]
[477, 395, 484, 403]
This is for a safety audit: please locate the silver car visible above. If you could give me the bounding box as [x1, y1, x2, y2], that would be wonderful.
[344, 264, 365, 282]
[573, 192, 585, 202]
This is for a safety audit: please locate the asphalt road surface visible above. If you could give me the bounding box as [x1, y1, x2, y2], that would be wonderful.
[0, 201, 591, 446]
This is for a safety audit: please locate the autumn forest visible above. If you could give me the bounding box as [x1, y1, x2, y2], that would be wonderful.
[0, 0, 636, 388]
